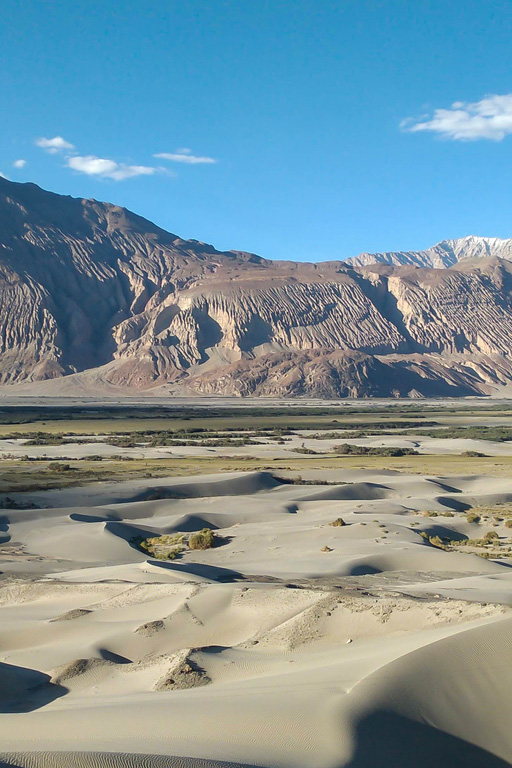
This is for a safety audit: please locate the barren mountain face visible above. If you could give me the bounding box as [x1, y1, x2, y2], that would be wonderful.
[1, 176, 512, 397]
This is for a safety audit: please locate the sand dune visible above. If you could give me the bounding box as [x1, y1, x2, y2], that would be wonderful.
[0, 754, 258, 768]
[1, 469, 512, 766]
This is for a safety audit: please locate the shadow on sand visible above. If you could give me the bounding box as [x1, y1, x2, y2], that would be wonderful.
[0, 662, 67, 713]
[346, 711, 511, 768]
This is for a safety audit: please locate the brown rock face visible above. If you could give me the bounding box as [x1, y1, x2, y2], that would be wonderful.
[1, 176, 512, 397]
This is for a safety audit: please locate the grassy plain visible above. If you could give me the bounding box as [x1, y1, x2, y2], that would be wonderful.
[1, 401, 512, 493]
[2, 453, 512, 494]
[0, 400, 512, 436]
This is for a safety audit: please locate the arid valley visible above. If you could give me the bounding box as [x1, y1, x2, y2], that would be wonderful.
[3, 3, 512, 763]
[0, 399, 512, 767]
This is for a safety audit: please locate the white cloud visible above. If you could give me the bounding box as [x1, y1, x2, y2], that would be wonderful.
[36, 135, 76, 153]
[13, 159, 26, 168]
[401, 94, 512, 141]
[34, 134, 169, 181]
[154, 150, 217, 164]
[0, 171, 9, 180]
[67, 154, 158, 181]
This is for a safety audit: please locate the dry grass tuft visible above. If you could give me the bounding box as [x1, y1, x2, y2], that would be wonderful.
[189, 528, 216, 550]
[330, 517, 347, 527]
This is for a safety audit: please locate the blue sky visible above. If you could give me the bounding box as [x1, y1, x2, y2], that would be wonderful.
[2, 0, 512, 261]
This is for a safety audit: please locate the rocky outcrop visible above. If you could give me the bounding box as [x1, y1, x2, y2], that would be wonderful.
[1, 176, 512, 397]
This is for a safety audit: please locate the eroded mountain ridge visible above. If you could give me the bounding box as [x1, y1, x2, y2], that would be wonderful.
[1, 176, 512, 397]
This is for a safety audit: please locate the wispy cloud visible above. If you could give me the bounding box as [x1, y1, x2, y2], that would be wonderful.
[36, 136, 76, 153]
[13, 159, 26, 169]
[67, 155, 158, 181]
[401, 94, 512, 141]
[155, 148, 217, 164]
[34, 135, 207, 181]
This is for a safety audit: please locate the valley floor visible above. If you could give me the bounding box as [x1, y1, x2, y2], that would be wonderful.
[1, 401, 512, 767]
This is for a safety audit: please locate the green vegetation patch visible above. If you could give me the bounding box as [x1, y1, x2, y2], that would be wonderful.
[407, 426, 512, 442]
[189, 528, 216, 550]
[420, 529, 512, 559]
[333, 444, 419, 457]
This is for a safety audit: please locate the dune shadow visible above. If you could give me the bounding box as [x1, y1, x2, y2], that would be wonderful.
[0, 662, 67, 713]
[149, 561, 245, 582]
[305, 482, 393, 502]
[0, 515, 9, 544]
[103, 521, 162, 555]
[426, 479, 462, 494]
[97, 649, 131, 664]
[348, 564, 382, 576]
[421, 524, 467, 541]
[128, 473, 281, 504]
[199, 645, 232, 655]
[132, 488, 189, 502]
[163, 515, 221, 533]
[70, 512, 120, 523]
[346, 711, 511, 768]
[436, 496, 472, 512]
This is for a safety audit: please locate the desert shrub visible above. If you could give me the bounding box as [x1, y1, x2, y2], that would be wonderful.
[461, 450, 488, 458]
[484, 531, 499, 542]
[272, 475, 345, 486]
[330, 517, 346, 527]
[189, 528, 215, 550]
[466, 512, 481, 524]
[291, 445, 319, 455]
[410, 427, 512, 442]
[26, 434, 66, 446]
[109, 429, 262, 448]
[505, 520, 512, 529]
[274, 474, 303, 484]
[48, 462, 71, 472]
[139, 533, 185, 560]
[429, 535, 449, 551]
[110, 437, 138, 448]
[334, 444, 419, 457]
[311, 421, 438, 440]
[140, 528, 220, 558]
[321, 546, 333, 552]
[155, 546, 181, 560]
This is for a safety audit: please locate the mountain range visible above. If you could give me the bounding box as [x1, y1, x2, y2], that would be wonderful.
[1, 175, 512, 398]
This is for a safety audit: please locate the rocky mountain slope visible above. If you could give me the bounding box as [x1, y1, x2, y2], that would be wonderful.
[1, 176, 512, 397]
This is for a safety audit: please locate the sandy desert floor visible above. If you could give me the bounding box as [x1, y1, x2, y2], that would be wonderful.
[1, 403, 512, 767]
